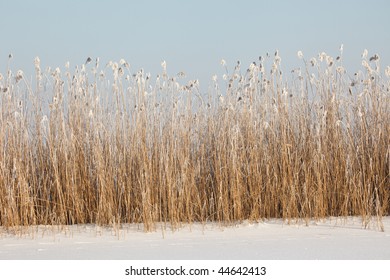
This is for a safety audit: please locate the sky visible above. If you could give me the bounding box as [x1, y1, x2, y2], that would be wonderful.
[0, 0, 389, 87]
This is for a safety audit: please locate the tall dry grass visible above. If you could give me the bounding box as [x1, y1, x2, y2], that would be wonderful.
[0, 50, 389, 231]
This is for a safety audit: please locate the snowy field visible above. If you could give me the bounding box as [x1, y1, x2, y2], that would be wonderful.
[1, 217, 389, 260]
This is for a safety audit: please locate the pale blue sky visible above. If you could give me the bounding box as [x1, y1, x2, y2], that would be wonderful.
[1, 0, 389, 85]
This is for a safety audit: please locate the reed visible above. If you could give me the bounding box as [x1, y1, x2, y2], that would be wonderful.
[0, 49, 388, 231]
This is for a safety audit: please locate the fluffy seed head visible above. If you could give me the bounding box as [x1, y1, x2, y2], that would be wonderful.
[161, 60, 167, 71]
[369, 54, 380, 62]
[96, 57, 100, 68]
[336, 66, 345, 74]
[16, 70, 23, 82]
[385, 66, 390, 77]
[177, 71, 186, 78]
[34, 57, 40, 67]
[362, 49, 368, 59]
[319, 52, 327, 62]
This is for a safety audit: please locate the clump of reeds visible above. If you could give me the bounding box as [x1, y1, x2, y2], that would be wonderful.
[0, 49, 389, 232]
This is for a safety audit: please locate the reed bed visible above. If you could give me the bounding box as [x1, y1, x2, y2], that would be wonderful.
[0, 50, 389, 231]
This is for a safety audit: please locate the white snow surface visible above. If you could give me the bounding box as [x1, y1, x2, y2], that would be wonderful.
[1, 217, 389, 260]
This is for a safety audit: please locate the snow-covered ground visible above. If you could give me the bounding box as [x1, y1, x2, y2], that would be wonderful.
[1, 217, 389, 260]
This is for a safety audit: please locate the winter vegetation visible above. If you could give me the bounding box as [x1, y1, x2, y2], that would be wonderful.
[0, 48, 389, 232]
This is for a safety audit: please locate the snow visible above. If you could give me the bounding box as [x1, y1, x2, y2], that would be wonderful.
[1, 217, 389, 260]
